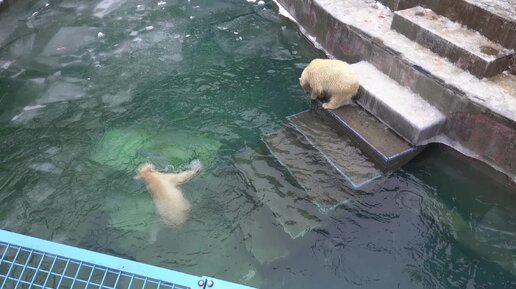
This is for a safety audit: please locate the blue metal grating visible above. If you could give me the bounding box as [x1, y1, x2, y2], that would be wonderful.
[0, 244, 184, 289]
[0, 230, 255, 289]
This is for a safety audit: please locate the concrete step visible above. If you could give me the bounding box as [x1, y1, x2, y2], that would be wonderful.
[287, 111, 383, 187]
[415, 0, 516, 49]
[392, 6, 514, 78]
[234, 145, 322, 239]
[379, 0, 516, 49]
[262, 126, 354, 212]
[351, 61, 446, 145]
[311, 102, 422, 171]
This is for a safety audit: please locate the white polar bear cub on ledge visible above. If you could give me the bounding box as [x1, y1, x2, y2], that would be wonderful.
[135, 160, 202, 227]
[299, 58, 359, 110]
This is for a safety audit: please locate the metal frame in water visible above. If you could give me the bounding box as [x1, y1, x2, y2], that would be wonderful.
[0, 230, 255, 289]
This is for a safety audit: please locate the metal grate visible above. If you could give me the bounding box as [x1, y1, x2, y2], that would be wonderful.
[0, 230, 254, 289]
[0, 242, 188, 289]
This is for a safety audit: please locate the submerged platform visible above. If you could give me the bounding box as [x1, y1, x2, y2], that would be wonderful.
[234, 146, 322, 239]
[263, 126, 354, 211]
[0, 230, 255, 289]
[311, 102, 422, 171]
[288, 111, 383, 187]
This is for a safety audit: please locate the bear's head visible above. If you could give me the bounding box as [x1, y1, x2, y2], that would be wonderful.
[135, 163, 157, 181]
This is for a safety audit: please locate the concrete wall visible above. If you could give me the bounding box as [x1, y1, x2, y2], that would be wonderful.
[444, 113, 516, 179]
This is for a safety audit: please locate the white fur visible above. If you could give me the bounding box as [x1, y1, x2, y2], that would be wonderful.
[135, 160, 202, 227]
[299, 58, 359, 110]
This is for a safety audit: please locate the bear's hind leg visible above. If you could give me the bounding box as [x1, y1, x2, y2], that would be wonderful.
[322, 92, 353, 110]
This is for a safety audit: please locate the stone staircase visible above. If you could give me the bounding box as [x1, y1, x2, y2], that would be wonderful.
[235, 55, 449, 234]
[274, 0, 516, 181]
[236, 0, 515, 263]
[234, 0, 516, 253]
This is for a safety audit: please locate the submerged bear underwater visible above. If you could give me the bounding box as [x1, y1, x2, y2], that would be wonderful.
[0, 0, 516, 288]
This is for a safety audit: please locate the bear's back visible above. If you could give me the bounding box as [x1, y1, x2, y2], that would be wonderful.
[306, 59, 357, 89]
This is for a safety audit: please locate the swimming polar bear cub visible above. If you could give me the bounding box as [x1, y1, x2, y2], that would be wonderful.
[299, 59, 359, 110]
[135, 160, 202, 227]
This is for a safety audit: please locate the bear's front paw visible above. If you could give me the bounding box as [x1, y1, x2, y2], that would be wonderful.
[322, 103, 336, 110]
[189, 159, 203, 171]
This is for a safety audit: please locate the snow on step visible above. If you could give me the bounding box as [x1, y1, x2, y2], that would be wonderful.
[392, 6, 514, 78]
[352, 61, 445, 145]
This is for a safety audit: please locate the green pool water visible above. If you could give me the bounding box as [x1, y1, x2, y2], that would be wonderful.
[0, 0, 515, 288]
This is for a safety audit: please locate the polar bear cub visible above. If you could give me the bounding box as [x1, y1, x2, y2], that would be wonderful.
[299, 58, 359, 110]
[135, 160, 202, 227]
